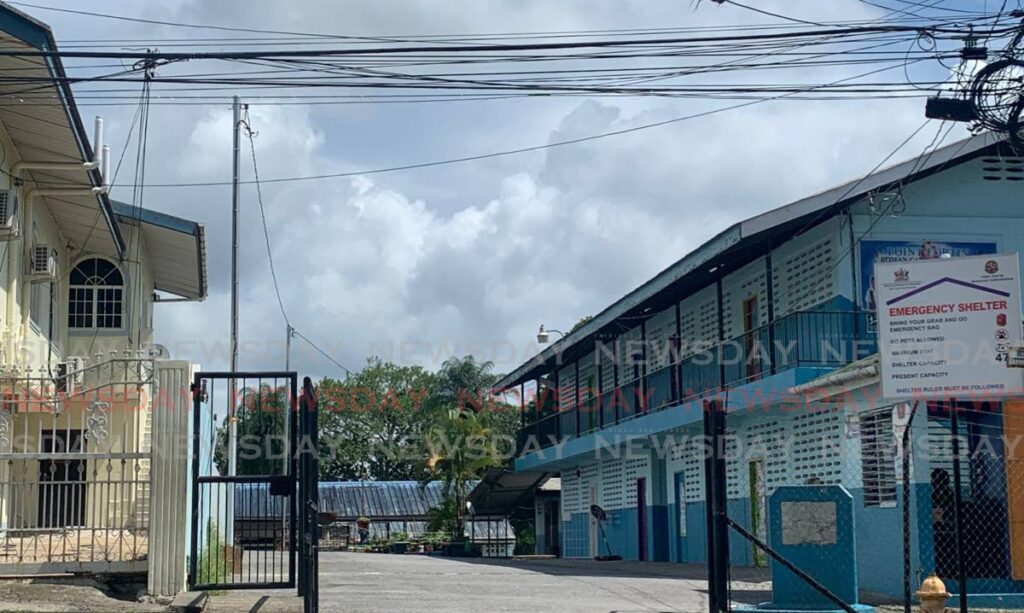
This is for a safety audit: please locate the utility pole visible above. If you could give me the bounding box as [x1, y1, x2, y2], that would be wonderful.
[224, 96, 243, 546]
[286, 323, 293, 371]
[228, 96, 242, 480]
[230, 95, 241, 376]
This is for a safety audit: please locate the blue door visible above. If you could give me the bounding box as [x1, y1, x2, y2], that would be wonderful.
[674, 471, 686, 562]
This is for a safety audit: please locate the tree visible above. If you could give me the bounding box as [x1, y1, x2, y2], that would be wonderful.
[429, 355, 519, 465]
[214, 384, 288, 476]
[317, 358, 437, 481]
[423, 407, 504, 541]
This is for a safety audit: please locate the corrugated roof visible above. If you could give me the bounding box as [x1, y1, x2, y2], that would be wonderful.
[235, 481, 478, 520]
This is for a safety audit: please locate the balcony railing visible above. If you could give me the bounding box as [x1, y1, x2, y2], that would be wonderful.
[517, 309, 875, 455]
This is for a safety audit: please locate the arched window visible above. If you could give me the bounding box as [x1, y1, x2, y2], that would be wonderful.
[68, 258, 124, 329]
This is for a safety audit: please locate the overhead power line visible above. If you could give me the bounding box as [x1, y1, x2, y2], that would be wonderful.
[9, 0, 993, 44]
[292, 329, 353, 377]
[0, 22, 1010, 60]
[25, 60, 940, 189]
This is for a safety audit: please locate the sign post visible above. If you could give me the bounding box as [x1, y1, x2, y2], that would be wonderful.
[875, 252, 1024, 613]
[875, 253, 1024, 400]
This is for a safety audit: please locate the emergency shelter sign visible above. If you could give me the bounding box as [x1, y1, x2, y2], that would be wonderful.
[875, 252, 1024, 400]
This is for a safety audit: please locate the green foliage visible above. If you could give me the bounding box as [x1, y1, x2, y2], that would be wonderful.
[214, 385, 288, 476]
[421, 531, 448, 546]
[569, 315, 594, 332]
[511, 516, 536, 555]
[389, 531, 410, 544]
[424, 406, 505, 541]
[196, 520, 234, 585]
[426, 497, 461, 536]
[314, 354, 521, 545]
[318, 358, 438, 481]
[316, 355, 520, 482]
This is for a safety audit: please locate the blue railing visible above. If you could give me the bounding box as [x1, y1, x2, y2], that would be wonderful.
[516, 309, 876, 454]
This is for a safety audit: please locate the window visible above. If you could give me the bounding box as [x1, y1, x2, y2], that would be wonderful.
[68, 258, 123, 329]
[860, 407, 898, 507]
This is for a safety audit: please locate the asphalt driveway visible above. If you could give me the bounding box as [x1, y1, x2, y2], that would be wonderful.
[318, 552, 770, 613]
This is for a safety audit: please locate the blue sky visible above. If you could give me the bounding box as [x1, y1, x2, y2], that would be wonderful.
[15, 0, 998, 377]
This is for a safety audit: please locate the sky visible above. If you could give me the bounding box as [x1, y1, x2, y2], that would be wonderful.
[14, 0, 995, 379]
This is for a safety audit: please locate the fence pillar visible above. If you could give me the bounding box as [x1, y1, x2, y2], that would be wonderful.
[703, 398, 729, 612]
[148, 361, 195, 597]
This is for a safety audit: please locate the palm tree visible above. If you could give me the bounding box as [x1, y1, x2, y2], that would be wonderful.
[424, 407, 503, 541]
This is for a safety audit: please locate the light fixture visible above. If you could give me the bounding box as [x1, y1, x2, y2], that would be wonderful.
[537, 324, 566, 344]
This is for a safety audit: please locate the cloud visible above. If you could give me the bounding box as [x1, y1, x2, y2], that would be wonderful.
[29, 0, 968, 378]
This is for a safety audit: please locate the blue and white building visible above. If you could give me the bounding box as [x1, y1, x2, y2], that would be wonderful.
[496, 132, 1024, 605]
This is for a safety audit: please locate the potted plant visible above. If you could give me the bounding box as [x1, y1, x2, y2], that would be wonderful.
[389, 532, 410, 554]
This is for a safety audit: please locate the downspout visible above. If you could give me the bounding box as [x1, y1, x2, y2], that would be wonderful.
[18, 192, 32, 364]
[4, 192, 20, 370]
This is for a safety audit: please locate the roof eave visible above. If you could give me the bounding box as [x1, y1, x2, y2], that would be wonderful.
[0, 2, 125, 257]
[494, 131, 1005, 390]
[112, 201, 207, 300]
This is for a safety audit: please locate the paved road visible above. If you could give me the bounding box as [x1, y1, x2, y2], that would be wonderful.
[319, 552, 770, 613]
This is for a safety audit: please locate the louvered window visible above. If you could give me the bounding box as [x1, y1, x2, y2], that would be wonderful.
[680, 289, 719, 357]
[773, 239, 836, 315]
[645, 307, 677, 372]
[860, 407, 897, 507]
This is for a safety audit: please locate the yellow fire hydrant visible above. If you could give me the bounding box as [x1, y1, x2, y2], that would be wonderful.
[916, 574, 951, 613]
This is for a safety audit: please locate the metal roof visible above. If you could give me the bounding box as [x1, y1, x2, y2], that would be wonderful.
[0, 3, 124, 257]
[112, 201, 207, 300]
[495, 131, 1005, 390]
[466, 468, 551, 517]
[235, 481, 479, 520]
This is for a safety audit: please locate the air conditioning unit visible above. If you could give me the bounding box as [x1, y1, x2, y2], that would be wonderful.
[0, 190, 18, 237]
[28, 244, 55, 281]
[56, 356, 87, 394]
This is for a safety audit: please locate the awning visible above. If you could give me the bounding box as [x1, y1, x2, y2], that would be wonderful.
[113, 201, 207, 300]
[467, 468, 554, 517]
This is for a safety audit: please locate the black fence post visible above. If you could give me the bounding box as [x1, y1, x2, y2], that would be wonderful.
[703, 399, 729, 612]
[299, 375, 320, 613]
[703, 399, 719, 613]
[901, 401, 919, 613]
[950, 401, 968, 613]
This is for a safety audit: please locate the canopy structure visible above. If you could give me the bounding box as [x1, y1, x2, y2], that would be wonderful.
[466, 468, 555, 517]
[112, 201, 206, 301]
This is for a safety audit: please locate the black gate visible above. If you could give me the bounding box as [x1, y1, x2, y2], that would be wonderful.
[189, 371, 299, 591]
[298, 376, 320, 613]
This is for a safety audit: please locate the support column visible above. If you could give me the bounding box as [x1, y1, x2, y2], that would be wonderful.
[765, 253, 776, 374]
[716, 279, 726, 389]
[149, 361, 193, 597]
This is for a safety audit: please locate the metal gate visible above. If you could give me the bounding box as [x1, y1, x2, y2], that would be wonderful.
[298, 376, 319, 613]
[189, 371, 298, 591]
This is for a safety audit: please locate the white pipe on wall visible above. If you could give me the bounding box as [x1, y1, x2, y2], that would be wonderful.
[101, 144, 110, 186]
[12, 116, 104, 173]
[93, 116, 103, 166]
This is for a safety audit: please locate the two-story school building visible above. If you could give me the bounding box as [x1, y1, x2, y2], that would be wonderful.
[495, 131, 1024, 605]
